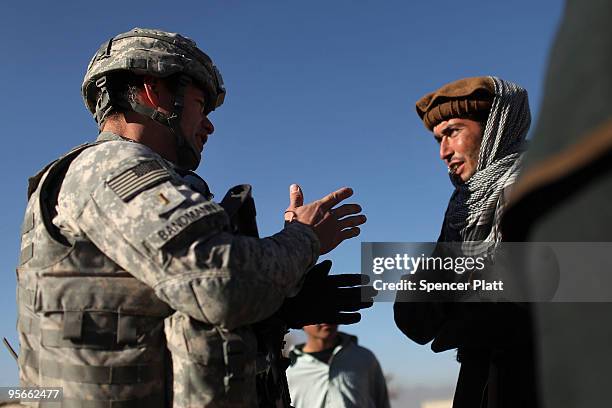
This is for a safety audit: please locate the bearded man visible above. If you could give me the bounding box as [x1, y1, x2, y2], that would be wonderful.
[394, 77, 538, 408]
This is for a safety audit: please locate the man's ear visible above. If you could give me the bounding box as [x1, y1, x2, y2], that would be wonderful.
[141, 75, 160, 108]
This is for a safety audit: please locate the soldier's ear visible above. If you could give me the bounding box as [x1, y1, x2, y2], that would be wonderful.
[142, 76, 161, 107]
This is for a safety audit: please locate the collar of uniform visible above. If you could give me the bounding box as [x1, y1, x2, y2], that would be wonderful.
[95, 130, 178, 175]
[95, 131, 183, 174]
[94, 131, 213, 199]
[96, 131, 136, 143]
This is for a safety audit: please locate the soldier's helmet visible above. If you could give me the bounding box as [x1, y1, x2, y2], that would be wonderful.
[82, 27, 225, 127]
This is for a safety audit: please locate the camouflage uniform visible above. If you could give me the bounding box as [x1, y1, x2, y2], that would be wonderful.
[17, 29, 319, 407]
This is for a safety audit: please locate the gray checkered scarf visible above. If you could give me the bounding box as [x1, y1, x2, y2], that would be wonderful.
[440, 77, 530, 249]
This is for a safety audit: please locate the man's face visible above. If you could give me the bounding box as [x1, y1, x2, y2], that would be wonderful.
[180, 83, 215, 156]
[433, 118, 483, 182]
[303, 324, 338, 341]
[142, 79, 215, 168]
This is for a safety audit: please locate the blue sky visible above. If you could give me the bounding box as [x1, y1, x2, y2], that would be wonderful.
[0, 0, 563, 396]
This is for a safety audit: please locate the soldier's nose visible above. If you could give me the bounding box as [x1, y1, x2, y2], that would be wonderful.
[203, 117, 214, 135]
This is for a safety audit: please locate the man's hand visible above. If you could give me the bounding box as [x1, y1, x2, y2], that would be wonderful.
[278, 260, 377, 329]
[284, 184, 366, 255]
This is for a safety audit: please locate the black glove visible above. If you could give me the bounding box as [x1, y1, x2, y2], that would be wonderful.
[278, 260, 377, 329]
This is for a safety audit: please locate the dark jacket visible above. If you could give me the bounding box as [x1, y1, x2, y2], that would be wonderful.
[394, 299, 538, 408]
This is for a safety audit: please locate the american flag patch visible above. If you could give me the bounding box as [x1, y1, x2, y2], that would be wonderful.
[108, 160, 171, 202]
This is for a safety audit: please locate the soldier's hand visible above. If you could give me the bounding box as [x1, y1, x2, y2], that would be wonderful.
[278, 260, 377, 329]
[284, 184, 366, 255]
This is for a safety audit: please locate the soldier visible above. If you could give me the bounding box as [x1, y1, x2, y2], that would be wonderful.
[16, 28, 370, 407]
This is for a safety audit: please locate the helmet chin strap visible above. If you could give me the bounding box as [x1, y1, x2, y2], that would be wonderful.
[95, 74, 202, 170]
[166, 74, 201, 170]
[175, 137, 200, 170]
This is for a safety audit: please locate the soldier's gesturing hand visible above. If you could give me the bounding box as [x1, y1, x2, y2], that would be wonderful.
[284, 184, 366, 255]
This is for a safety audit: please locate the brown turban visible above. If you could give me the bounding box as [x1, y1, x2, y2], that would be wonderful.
[416, 76, 495, 131]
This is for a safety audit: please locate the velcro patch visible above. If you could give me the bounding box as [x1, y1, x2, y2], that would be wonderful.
[145, 202, 225, 249]
[108, 160, 171, 202]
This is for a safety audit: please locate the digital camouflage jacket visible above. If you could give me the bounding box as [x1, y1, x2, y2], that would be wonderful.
[17, 132, 319, 407]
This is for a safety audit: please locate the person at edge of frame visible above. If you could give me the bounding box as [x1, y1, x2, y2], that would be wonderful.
[286, 323, 390, 408]
[501, 1, 612, 407]
[393, 76, 539, 408]
[15, 27, 374, 408]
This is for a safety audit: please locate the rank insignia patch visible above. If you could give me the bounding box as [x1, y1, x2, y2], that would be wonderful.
[108, 160, 171, 202]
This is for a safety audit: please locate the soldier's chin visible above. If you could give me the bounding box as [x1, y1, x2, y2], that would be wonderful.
[177, 146, 201, 170]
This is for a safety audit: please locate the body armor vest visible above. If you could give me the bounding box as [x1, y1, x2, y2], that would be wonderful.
[219, 186, 292, 408]
[16, 143, 173, 407]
